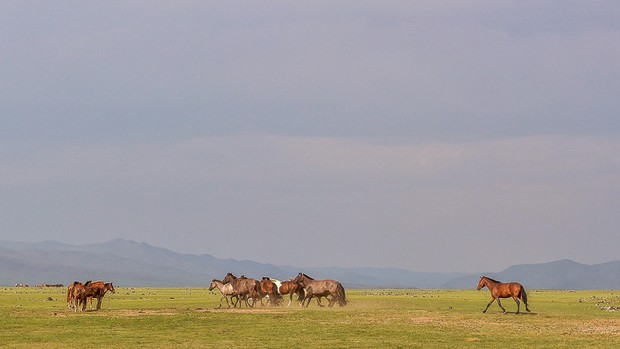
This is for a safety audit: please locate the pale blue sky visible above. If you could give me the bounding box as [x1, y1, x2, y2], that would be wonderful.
[1, 1, 619, 272]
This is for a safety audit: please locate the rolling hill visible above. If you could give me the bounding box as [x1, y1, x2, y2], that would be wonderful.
[1, 239, 618, 289]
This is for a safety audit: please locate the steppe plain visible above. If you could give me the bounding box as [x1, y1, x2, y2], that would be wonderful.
[1, 287, 619, 348]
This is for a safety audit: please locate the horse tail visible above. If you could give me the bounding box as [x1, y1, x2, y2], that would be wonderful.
[520, 286, 528, 305]
[337, 282, 348, 307]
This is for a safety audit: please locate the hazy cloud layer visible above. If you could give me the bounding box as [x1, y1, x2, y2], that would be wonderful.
[1, 1, 619, 272]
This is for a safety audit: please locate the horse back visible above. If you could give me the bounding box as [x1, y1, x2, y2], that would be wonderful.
[305, 279, 339, 296]
[495, 282, 524, 297]
[83, 281, 106, 297]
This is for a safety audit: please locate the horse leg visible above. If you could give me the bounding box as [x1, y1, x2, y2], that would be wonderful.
[513, 297, 521, 314]
[233, 296, 239, 308]
[483, 298, 495, 313]
[287, 291, 293, 307]
[496, 298, 506, 314]
[96, 297, 102, 310]
[328, 294, 337, 308]
[297, 289, 305, 306]
[316, 296, 325, 307]
[267, 289, 275, 306]
[303, 291, 312, 307]
[247, 293, 256, 308]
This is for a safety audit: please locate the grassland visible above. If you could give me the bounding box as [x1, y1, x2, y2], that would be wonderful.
[1, 286, 619, 348]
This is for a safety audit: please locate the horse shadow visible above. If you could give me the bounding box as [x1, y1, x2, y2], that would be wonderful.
[499, 311, 538, 315]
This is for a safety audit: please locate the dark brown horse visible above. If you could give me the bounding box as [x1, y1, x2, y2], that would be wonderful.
[258, 277, 280, 306]
[222, 273, 260, 308]
[80, 280, 116, 311]
[279, 279, 305, 307]
[293, 273, 347, 307]
[477, 276, 530, 314]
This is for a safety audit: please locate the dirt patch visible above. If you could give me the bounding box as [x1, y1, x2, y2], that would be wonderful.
[193, 307, 288, 315]
[110, 309, 179, 317]
[410, 316, 435, 324]
[576, 320, 620, 335]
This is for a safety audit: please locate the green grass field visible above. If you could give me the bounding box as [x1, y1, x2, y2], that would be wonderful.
[1, 287, 618, 348]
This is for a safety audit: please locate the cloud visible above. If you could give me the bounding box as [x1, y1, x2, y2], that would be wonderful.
[2, 1, 619, 147]
[2, 133, 619, 271]
[2, 1, 620, 272]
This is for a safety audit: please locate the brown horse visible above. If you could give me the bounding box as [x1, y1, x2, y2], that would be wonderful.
[67, 281, 85, 312]
[258, 277, 280, 306]
[222, 273, 260, 308]
[279, 279, 305, 307]
[477, 276, 530, 314]
[80, 280, 116, 311]
[293, 273, 347, 307]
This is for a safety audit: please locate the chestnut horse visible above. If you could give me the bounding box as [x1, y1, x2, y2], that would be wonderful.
[293, 273, 347, 307]
[477, 276, 530, 314]
[80, 280, 116, 311]
[279, 279, 305, 307]
[259, 277, 280, 306]
[67, 281, 85, 312]
[222, 273, 260, 308]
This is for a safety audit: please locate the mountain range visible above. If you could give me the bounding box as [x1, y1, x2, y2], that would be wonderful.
[1, 239, 618, 289]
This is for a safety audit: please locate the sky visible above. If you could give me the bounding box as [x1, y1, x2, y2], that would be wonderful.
[1, 1, 619, 273]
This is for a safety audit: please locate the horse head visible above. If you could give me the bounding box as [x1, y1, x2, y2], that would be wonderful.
[105, 282, 116, 294]
[293, 273, 308, 286]
[223, 273, 236, 284]
[476, 276, 486, 290]
[209, 280, 217, 291]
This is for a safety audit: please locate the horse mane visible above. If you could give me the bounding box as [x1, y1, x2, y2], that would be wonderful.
[482, 275, 502, 283]
[301, 273, 315, 280]
[84, 280, 92, 286]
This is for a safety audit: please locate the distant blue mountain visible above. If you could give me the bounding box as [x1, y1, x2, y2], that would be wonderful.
[1, 240, 618, 289]
[442, 259, 620, 289]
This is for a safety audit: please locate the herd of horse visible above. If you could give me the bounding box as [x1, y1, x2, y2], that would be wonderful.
[61, 274, 530, 314]
[209, 272, 348, 308]
[66, 280, 116, 312]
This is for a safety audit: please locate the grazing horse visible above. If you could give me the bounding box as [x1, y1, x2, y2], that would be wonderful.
[67, 281, 85, 312]
[258, 277, 280, 306]
[476, 276, 530, 314]
[80, 280, 116, 311]
[222, 273, 260, 308]
[209, 279, 238, 308]
[293, 273, 347, 307]
[279, 279, 305, 307]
